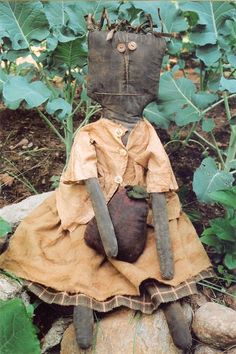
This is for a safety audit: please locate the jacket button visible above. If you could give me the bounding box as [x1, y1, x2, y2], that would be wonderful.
[117, 43, 126, 53]
[119, 148, 127, 156]
[128, 41, 137, 51]
[114, 176, 123, 184]
[115, 128, 123, 137]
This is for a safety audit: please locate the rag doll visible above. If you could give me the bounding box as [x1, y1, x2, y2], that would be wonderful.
[0, 18, 213, 353]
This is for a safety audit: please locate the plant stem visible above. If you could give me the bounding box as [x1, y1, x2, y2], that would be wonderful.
[222, 90, 236, 171]
[193, 131, 218, 151]
[183, 121, 198, 144]
[36, 108, 65, 144]
[210, 132, 225, 169]
[202, 94, 236, 115]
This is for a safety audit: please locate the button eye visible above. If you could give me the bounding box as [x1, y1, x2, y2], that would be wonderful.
[128, 41, 137, 51]
[117, 43, 126, 53]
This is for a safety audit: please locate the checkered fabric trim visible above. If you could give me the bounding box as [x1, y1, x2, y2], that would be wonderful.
[25, 269, 214, 314]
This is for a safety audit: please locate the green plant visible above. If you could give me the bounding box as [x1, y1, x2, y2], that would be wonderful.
[0, 217, 12, 238]
[0, 298, 40, 354]
[201, 187, 236, 271]
[0, 0, 236, 181]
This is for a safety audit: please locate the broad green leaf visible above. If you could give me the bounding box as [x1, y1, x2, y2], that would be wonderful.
[224, 254, 236, 270]
[167, 40, 183, 55]
[193, 157, 234, 203]
[210, 218, 235, 241]
[1, 50, 30, 63]
[132, 1, 188, 33]
[0, 218, 12, 238]
[180, 1, 236, 46]
[196, 44, 221, 66]
[200, 233, 220, 248]
[144, 102, 170, 129]
[220, 77, 236, 93]
[0, 298, 40, 354]
[46, 98, 72, 120]
[53, 38, 87, 68]
[157, 72, 217, 126]
[209, 187, 236, 209]
[0, 1, 49, 50]
[227, 54, 236, 68]
[3, 77, 51, 109]
[202, 117, 215, 132]
[43, 1, 69, 29]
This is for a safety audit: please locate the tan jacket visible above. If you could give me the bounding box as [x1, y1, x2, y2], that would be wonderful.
[56, 118, 178, 231]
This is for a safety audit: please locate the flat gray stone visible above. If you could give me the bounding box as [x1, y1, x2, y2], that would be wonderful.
[0, 273, 22, 301]
[0, 192, 53, 225]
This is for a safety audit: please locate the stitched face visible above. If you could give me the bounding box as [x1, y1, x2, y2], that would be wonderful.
[87, 31, 166, 123]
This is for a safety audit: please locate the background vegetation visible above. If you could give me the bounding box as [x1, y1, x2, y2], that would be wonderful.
[0, 1, 236, 352]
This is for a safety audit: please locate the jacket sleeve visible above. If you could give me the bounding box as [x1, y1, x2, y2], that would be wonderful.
[61, 130, 98, 184]
[146, 129, 178, 193]
[135, 123, 178, 193]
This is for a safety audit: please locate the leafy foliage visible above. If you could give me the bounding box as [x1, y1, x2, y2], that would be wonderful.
[0, 0, 235, 194]
[156, 71, 217, 126]
[0, 298, 40, 354]
[0, 1, 49, 50]
[193, 157, 234, 202]
[0, 218, 12, 238]
[201, 187, 236, 270]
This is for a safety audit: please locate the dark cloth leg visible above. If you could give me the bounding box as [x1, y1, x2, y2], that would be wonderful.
[145, 284, 192, 351]
[73, 305, 94, 349]
[162, 302, 192, 351]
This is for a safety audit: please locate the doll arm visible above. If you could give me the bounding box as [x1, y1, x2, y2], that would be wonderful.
[151, 192, 174, 280]
[85, 177, 118, 258]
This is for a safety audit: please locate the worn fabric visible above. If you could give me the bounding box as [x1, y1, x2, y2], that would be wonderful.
[84, 187, 149, 262]
[57, 118, 178, 232]
[24, 269, 214, 314]
[0, 118, 212, 309]
[87, 31, 166, 123]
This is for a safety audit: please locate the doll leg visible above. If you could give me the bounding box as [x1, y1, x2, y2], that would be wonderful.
[73, 305, 94, 349]
[162, 301, 192, 351]
[145, 285, 192, 351]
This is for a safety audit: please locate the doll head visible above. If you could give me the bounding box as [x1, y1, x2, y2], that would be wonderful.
[87, 30, 166, 124]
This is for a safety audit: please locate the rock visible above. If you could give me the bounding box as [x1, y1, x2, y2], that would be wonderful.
[192, 302, 236, 349]
[224, 285, 236, 311]
[0, 273, 22, 300]
[0, 273, 31, 306]
[194, 345, 223, 353]
[227, 348, 236, 354]
[60, 309, 183, 354]
[190, 293, 208, 311]
[41, 317, 72, 354]
[0, 192, 53, 225]
[182, 302, 193, 325]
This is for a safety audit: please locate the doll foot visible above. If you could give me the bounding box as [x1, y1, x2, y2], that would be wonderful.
[163, 302, 192, 351]
[73, 305, 94, 349]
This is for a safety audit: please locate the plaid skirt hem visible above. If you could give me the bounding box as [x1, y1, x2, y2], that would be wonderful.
[24, 269, 214, 314]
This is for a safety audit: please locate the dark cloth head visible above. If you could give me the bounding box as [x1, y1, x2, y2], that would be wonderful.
[87, 31, 166, 123]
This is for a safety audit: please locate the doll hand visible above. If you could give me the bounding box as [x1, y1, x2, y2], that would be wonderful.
[151, 192, 174, 280]
[85, 178, 118, 258]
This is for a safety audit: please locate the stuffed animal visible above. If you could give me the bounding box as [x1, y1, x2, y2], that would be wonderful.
[0, 19, 213, 353]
